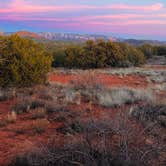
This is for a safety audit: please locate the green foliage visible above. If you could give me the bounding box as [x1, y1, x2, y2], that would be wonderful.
[139, 44, 166, 57]
[52, 48, 66, 67]
[118, 43, 146, 66]
[139, 44, 156, 58]
[81, 40, 107, 68]
[0, 35, 52, 87]
[65, 45, 84, 68]
[155, 45, 166, 56]
[52, 40, 146, 68]
[106, 41, 125, 67]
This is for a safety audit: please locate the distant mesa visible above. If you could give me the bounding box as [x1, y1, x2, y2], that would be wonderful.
[0, 32, 4, 36]
[0, 31, 165, 45]
[38, 32, 116, 42]
[15, 31, 45, 40]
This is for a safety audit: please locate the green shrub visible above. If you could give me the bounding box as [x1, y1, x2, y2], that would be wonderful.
[138, 44, 156, 58]
[31, 108, 46, 119]
[118, 42, 146, 66]
[155, 45, 166, 56]
[52, 40, 146, 69]
[0, 35, 52, 87]
[52, 48, 66, 67]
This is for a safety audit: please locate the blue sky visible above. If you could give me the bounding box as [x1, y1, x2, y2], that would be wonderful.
[0, 0, 166, 40]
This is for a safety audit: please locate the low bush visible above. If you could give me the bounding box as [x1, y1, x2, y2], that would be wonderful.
[6, 111, 17, 123]
[32, 119, 49, 134]
[96, 87, 154, 107]
[0, 119, 8, 128]
[13, 125, 28, 135]
[11, 112, 163, 166]
[31, 108, 46, 119]
[138, 44, 156, 59]
[130, 104, 166, 127]
[57, 120, 84, 135]
[13, 98, 45, 114]
[0, 88, 16, 101]
[155, 45, 166, 56]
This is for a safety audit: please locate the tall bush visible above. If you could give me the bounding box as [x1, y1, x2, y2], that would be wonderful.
[0, 35, 52, 87]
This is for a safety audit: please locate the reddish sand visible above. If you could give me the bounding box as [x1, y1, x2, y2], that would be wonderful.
[48, 73, 148, 88]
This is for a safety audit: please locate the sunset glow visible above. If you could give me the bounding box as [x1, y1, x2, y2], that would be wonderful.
[0, 0, 166, 39]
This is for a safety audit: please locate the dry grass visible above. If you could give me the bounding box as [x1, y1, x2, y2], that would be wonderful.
[0, 88, 16, 101]
[32, 119, 49, 134]
[6, 111, 17, 123]
[13, 124, 29, 135]
[0, 119, 8, 128]
[101, 67, 166, 83]
[70, 71, 102, 90]
[31, 108, 46, 119]
[11, 109, 166, 166]
[0, 112, 17, 128]
[96, 87, 154, 107]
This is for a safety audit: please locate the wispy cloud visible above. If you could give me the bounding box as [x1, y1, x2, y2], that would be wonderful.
[0, 0, 166, 38]
[0, 0, 164, 13]
[110, 3, 163, 11]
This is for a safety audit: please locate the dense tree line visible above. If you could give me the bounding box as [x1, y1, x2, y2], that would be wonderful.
[0, 35, 52, 87]
[139, 43, 166, 58]
[3, 35, 166, 87]
[155, 45, 166, 56]
[52, 40, 146, 69]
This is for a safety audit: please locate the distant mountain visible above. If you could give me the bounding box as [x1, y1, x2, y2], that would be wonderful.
[1, 31, 45, 40]
[1, 31, 166, 45]
[38, 32, 166, 45]
[15, 31, 44, 40]
[38, 32, 116, 42]
[121, 39, 166, 46]
[0, 32, 4, 36]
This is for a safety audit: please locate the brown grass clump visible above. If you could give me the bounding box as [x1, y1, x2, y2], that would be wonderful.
[6, 111, 17, 123]
[13, 124, 29, 135]
[32, 119, 49, 134]
[70, 71, 101, 89]
[0, 119, 8, 128]
[31, 108, 46, 119]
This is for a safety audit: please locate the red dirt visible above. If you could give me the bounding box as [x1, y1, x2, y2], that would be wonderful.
[0, 68, 165, 165]
[0, 100, 63, 166]
[48, 73, 148, 88]
[0, 99, 143, 165]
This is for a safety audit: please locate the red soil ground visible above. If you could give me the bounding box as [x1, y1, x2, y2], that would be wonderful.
[0, 99, 121, 165]
[48, 73, 148, 88]
[0, 100, 64, 166]
[0, 66, 165, 165]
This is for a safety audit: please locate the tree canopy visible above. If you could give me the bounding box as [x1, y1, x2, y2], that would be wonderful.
[0, 35, 53, 87]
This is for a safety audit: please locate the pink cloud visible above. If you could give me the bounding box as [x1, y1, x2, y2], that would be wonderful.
[110, 3, 164, 11]
[1, 13, 166, 23]
[37, 21, 166, 36]
[0, 0, 164, 13]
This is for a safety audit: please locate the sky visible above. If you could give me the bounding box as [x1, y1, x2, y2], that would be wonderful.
[0, 0, 166, 40]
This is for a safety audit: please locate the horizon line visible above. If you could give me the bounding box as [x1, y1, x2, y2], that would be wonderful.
[1, 30, 166, 42]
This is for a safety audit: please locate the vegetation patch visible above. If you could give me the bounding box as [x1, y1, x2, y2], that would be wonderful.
[0, 35, 52, 87]
[32, 119, 49, 134]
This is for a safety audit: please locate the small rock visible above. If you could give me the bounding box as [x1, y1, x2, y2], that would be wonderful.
[145, 138, 154, 145]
